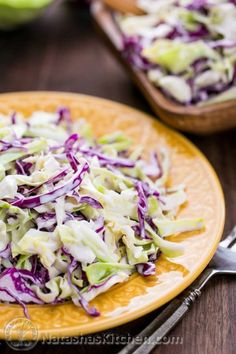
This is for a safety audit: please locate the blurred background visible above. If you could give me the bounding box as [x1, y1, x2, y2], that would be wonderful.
[0, 0, 142, 105]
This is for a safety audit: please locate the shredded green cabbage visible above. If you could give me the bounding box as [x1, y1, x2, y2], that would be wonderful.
[0, 109, 204, 317]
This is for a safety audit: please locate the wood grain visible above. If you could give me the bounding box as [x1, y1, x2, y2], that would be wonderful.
[91, 1, 236, 135]
[0, 3, 235, 354]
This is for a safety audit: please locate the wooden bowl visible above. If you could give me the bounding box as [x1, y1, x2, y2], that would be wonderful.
[102, 0, 143, 14]
[91, 1, 236, 135]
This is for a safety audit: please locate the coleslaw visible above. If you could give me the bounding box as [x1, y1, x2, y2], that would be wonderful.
[0, 108, 204, 317]
[117, 0, 236, 105]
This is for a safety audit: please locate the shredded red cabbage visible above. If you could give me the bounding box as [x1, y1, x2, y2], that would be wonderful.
[66, 152, 80, 172]
[79, 147, 135, 168]
[0, 244, 11, 259]
[64, 133, 79, 152]
[23, 168, 69, 196]
[136, 181, 148, 239]
[123, 35, 155, 71]
[12, 163, 89, 208]
[0, 139, 27, 152]
[16, 160, 33, 176]
[11, 112, 17, 125]
[57, 107, 72, 134]
[67, 256, 100, 317]
[136, 262, 156, 276]
[0, 286, 30, 318]
[0, 268, 43, 319]
[94, 216, 105, 234]
[186, 0, 207, 11]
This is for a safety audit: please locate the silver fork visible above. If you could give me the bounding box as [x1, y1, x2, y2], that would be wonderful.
[119, 226, 236, 354]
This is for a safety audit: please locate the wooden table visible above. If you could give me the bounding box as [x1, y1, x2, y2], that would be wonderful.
[0, 4, 235, 354]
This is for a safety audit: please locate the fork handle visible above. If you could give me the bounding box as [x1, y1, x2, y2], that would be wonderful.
[118, 268, 214, 354]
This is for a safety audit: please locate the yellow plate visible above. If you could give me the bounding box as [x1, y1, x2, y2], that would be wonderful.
[0, 92, 225, 340]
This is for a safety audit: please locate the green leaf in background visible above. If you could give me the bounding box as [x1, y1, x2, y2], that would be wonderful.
[0, 0, 53, 29]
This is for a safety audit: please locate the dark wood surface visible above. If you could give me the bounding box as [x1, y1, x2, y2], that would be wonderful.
[0, 3, 235, 354]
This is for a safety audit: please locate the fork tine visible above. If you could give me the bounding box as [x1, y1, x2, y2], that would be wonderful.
[220, 226, 236, 248]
